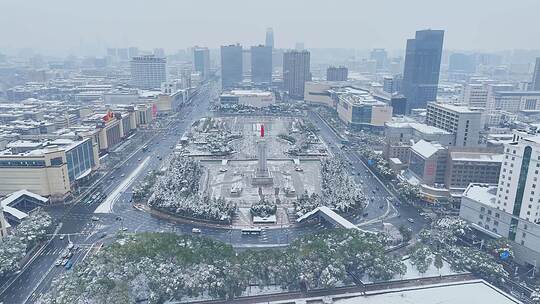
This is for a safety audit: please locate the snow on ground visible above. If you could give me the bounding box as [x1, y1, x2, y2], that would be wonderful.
[95, 156, 150, 213]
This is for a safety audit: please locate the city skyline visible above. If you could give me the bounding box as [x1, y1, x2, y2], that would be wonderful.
[1, 0, 540, 56]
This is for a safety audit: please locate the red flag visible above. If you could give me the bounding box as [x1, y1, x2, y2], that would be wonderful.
[261, 124, 264, 138]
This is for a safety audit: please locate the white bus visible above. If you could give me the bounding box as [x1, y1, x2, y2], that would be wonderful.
[241, 227, 262, 235]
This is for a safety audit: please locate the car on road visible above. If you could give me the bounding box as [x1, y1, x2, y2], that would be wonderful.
[55, 259, 62, 266]
[61, 258, 69, 266]
[121, 227, 128, 231]
[362, 212, 369, 217]
[191, 228, 201, 234]
[59, 235, 64, 240]
[109, 176, 115, 180]
[120, 173, 125, 177]
[99, 233, 107, 239]
[407, 218, 415, 223]
[91, 216, 99, 221]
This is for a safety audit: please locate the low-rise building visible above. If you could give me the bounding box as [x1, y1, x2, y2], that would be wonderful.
[303, 82, 335, 108]
[445, 150, 502, 190]
[219, 90, 275, 108]
[383, 120, 453, 164]
[407, 140, 447, 186]
[336, 91, 392, 129]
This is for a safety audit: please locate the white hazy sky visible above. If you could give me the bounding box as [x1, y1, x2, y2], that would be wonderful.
[1, 0, 539, 54]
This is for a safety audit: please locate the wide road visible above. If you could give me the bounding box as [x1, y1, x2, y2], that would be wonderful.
[307, 110, 427, 232]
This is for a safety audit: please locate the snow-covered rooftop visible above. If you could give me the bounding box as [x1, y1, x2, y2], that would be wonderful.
[224, 90, 273, 97]
[450, 151, 503, 163]
[463, 184, 497, 207]
[386, 121, 451, 135]
[429, 102, 481, 114]
[411, 140, 445, 159]
[335, 280, 520, 304]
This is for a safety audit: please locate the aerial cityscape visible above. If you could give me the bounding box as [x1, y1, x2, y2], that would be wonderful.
[1, 0, 540, 303]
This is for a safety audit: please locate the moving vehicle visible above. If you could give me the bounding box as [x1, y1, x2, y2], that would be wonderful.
[241, 227, 262, 235]
[407, 218, 415, 223]
[65, 260, 73, 270]
[91, 216, 99, 221]
[191, 228, 201, 234]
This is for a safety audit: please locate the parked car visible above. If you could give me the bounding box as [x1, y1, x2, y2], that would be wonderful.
[407, 218, 415, 223]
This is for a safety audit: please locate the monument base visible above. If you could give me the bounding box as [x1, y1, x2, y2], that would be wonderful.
[251, 171, 274, 186]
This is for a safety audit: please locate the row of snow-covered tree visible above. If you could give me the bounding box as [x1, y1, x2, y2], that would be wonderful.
[411, 217, 510, 282]
[295, 158, 366, 216]
[357, 146, 394, 180]
[0, 210, 52, 277]
[148, 156, 236, 222]
[38, 229, 404, 304]
[250, 196, 277, 217]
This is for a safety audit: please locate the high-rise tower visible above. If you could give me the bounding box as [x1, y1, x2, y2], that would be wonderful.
[265, 27, 274, 49]
[401, 29, 444, 112]
[283, 50, 311, 100]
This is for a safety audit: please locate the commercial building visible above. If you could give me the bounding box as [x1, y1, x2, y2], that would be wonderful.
[283, 50, 311, 100]
[383, 120, 453, 163]
[221, 44, 243, 89]
[336, 91, 392, 129]
[532, 57, 540, 91]
[460, 183, 540, 266]
[401, 30, 444, 112]
[326, 66, 348, 81]
[193, 47, 210, 80]
[0, 138, 99, 198]
[426, 102, 483, 147]
[445, 150, 502, 189]
[250, 45, 272, 85]
[459, 132, 540, 265]
[407, 140, 447, 186]
[130, 55, 166, 90]
[488, 90, 540, 113]
[303, 82, 335, 108]
[219, 90, 275, 108]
